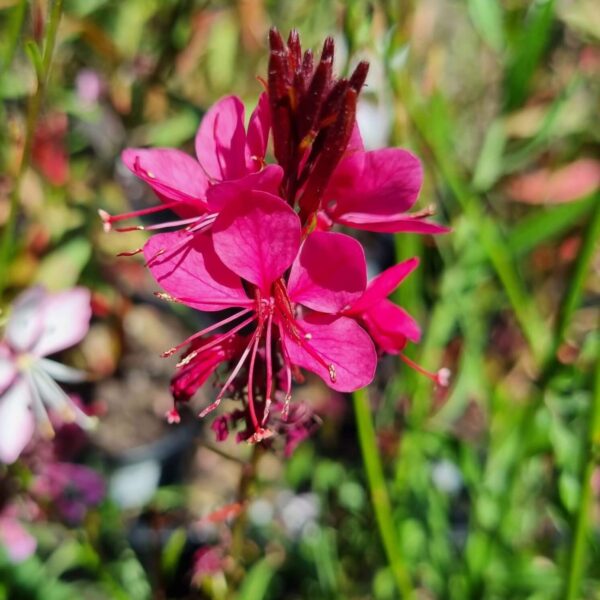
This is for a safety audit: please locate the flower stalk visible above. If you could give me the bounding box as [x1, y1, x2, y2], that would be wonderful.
[352, 387, 413, 599]
[565, 314, 600, 600]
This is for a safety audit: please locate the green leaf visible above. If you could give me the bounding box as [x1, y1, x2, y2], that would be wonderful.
[161, 528, 187, 579]
[236, 558, 277, 600]
[505, 0, 557, 109]
[24, 40, 43, 82]
[472, 119, 506, 191]
[35, 237, 92, 290]
[144, 110, 199, 147]
[468, 0, 505, 52]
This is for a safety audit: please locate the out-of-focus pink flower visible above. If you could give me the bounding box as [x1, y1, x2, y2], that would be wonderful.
[192, 546, 224, 586]
[506, 158, 600, 204]
[32, 462, 105, 524]
[31, 112, 69, 186]
[0, 515, 36, 563]
[147, 191, 376, 440]
[0, 287, 94, 464]
[75, 69, 105, 105]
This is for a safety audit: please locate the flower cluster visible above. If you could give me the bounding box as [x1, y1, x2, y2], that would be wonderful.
[104, 29, 448, 446]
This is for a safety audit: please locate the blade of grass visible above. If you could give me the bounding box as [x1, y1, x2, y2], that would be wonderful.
[552, 194, 600, 361]
[0, 0, 64, 299]
[565, 315, 600, 600]
[507, 194, 597, 258]
[353, 387, 414, 599]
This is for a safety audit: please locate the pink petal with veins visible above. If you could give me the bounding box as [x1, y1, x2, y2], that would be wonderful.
[287, 232, 366, 313]
[195, 96, 248, 181]
[337, 212, 450, 234]
[246, 92, 271, 163]
[122, 148, 210, 212]
[346, 258, 419, 314]
[282, 313, 376, 392]
[212, 191, 301, 294]
[144, 232, 250, 312]
[361, 299, 421, 353]
[327, 148, 423, 217]
[206, 165, 283, 212]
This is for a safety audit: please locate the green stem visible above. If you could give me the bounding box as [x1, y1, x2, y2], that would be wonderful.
[565, 317, 600, 600]
[0, 0, 64, 299]
[230, 444, 263, 569]
[353, 387, 414, 599]
[551, 194, 600, 363]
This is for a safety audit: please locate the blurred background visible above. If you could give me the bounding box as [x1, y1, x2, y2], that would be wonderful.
[0, 0, 599, 598]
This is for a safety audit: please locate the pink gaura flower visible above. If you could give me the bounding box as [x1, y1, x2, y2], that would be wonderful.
[100, 94, 281, 253]
[344, 258, 450, 386]
[344, 258, 422, 354]
[0, 287, 94, 464]
[146, 191, 376, 439]
[319, 147, 449, 234]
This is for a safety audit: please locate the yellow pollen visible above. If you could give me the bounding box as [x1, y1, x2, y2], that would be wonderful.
[154, 292, 178, 303]
[15, 353, 35, 371]
[328, 364, 337, 383]
[176, 350, 198, 368]
[304, 332, 312, 340]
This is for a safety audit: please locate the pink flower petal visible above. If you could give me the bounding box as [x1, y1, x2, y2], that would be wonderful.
[337, 212, 450, 234]
[195, 95, 248, 181]
[206, 165, 283, 212]
[326, 148, 423, 218]
[246, 92, 271, 163]
[6, 287, 46, 352]
[30, 288, 91, 357]
[287, 232, 366, 313]
[212, 191, 301, 293]
[361, 299, 421, 353]
[346, 258, 419, 314]
[0, 516, 36, 563]
[144, 231, 251, 311]
[0, 378, 34, 464]
[282, 314, 376, 392]
[122, 148, 210, 212]
[0, 344, 17, 395]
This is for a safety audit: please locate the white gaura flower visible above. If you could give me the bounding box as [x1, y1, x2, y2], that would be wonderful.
[0, 287, 95, 463]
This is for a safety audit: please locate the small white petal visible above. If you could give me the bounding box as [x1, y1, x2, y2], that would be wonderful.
[5, 287, 46, 352]
[38, 357, 87, 383]
[0, 378, 34, 464]
[30, 288, 92, 357]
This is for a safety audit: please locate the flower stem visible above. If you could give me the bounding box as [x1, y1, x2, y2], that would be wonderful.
[352, 387, 414, 599]
[231, 444, 263, 567]
[565, 317, 600, 600]
[0, 0, 63, 300]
